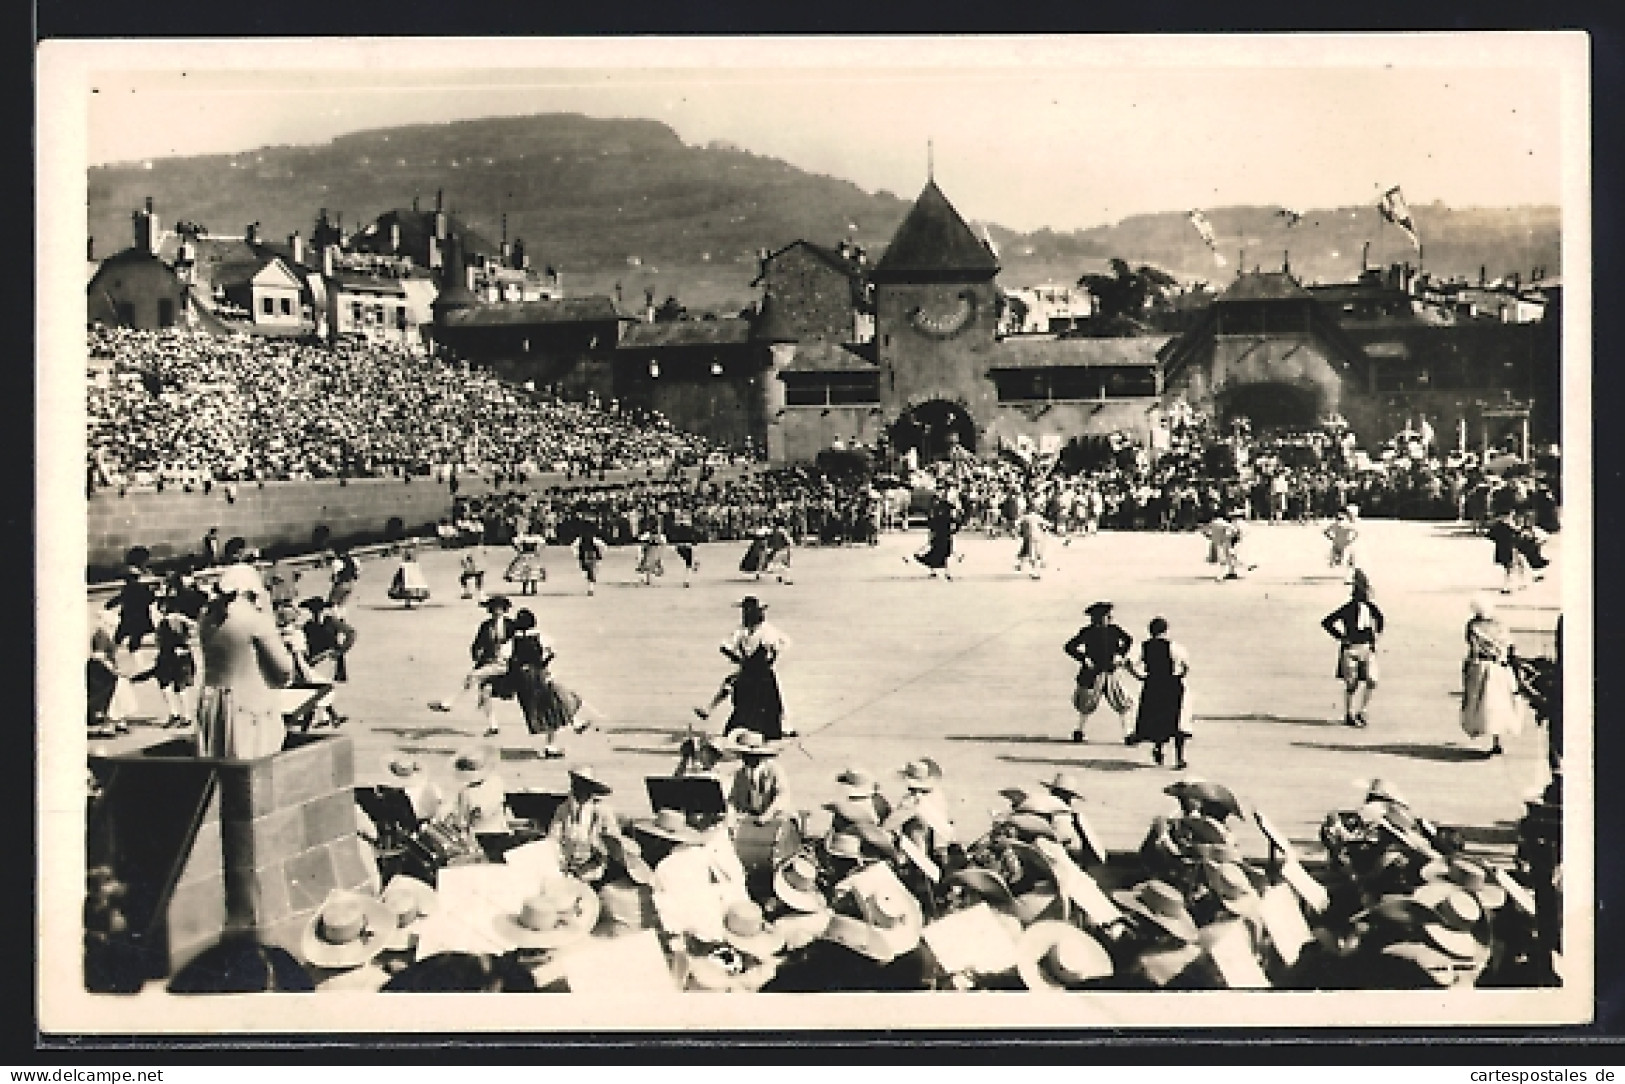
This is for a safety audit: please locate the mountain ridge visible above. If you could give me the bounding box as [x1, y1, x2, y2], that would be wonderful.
[88, 112, 1561, 312]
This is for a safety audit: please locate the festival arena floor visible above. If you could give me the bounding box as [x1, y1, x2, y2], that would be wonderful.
[93, 519, 1562, 862]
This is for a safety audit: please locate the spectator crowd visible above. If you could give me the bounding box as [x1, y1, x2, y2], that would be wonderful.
[87, 327, 733, 489]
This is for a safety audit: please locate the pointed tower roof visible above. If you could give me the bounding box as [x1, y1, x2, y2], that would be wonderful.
[872, 180, 1000, 282]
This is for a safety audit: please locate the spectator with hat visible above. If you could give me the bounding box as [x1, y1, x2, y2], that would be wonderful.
[890, 758, 955, 862]
[1460, 596, 1525, 756]
[1016, 920, 1116, 991]
[683, 900, 786, 992]
[1063, 601, 1135, 743]
[445, 745, 508, 839]
[640, 806, 750, 945]
[494, 876, 601, 955]
[547, 765, 621, 885]
[723, 730, 790, 824]
[299, 889, 395, 975]
[767, 854, 833, 951]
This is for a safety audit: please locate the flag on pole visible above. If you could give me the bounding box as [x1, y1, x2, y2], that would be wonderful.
[1188, 210, 1227, 267]
[1378, 186, 1422, 251]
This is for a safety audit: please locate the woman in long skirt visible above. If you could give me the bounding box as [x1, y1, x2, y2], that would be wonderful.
[1127, 617, 1193, 769]
[387, 546, 431, 608]
[714, 596, 790, 740]
[636, 528, 668, 587]
[1460, 597, 1525, 756]
[909, 494, 959, 580]
[504, 532, 547, 595]
[739, 528, 771, 580]
[505, 608, 589, 759]
[575, 523, 605, 597]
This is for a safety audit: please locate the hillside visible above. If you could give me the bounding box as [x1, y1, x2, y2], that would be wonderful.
[88, 113, 1560, 313]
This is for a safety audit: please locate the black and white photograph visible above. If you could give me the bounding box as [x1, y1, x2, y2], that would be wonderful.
[37, 33, 1592, 1033]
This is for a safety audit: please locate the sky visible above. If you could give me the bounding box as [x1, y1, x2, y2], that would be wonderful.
[73, 35, 1577, 234]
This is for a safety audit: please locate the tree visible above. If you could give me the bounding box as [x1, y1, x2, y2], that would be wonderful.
[1078, 258, 1179, 320]
[654, 295, 687, 322]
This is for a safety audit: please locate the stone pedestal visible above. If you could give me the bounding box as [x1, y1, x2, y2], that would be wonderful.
[98, 732, 377, 978]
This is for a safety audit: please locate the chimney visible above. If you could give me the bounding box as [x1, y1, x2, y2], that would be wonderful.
[245, 222, 260, 245]
[390, 222, 401, 254]
[1361, 240, 1370, 270]
[428, 235, 440, 270]
[644, 287, 656, 324]
[435, 210, 447, 242]
[1282, 250, 1290, 275]
[322, 244, 335, 279]
[500, 240, 512, 267]
[289, 231, 304, 266]
[87, 237, 95, 262]
[466, 263, 476, 291]
[145, 197, 154, 215]
[132, 202, 157, 255]
[412, 195, 420, 214]
[1480, 264, 1487, 287]
[435, 188, 444, 214]
[512, 237, 527, 270]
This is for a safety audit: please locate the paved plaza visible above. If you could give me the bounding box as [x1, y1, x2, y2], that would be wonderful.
[94, 519, 1561, 862]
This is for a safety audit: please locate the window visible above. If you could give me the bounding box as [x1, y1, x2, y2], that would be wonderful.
[352, 301, 364, 324]
[783, 373, 880, 406]
[992, 366, 1157, 402]
[396, 306, 408, 330]
[280, 297, 293, 316]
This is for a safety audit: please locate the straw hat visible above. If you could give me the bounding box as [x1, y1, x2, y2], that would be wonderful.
[721, 900, 786, 959]
[1015, 790, 1069, 817]
[451, 746, 497, 787]
[300, 890, 394, 970]
[636, 808, 704, 846]
[1016, 922, 1114, 991]
[824, 797, 882, 828]
[1166, 779, 1242, 820]
[719, 730, 781, 758]
[568, 764, 613, 798]
[947, 868, 1016, 912]
[859, 887, 923, 962]
[898, 760, 939, 791]
[1412, 884, 1488, 960]
[836, 767, 878, 799]
[1420, 857, 1507, 911]
[1113, 879, 1200, 943]
[1204, 862, 1263, 923]
[379, 874, 437, 928]
[1044, 772, 1087, 802]
[494, 877, 601, 950]
[773, 854, 826, 914]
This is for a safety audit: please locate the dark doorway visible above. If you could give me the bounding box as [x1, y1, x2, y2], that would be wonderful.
[1218, 382, 1321, 433]
[891, 400, 976, 462]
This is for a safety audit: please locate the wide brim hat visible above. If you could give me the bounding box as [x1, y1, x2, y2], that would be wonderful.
[1412, 883, 1489, 960]
[1165, 780, 1242, 820]
[1016, 921, 1114, 990]
[636, 808, 705, 846]
[1006, 812, 1060, 843]
[1204, 862, 1264, 923]
[380, 874, 438, 927]
[1015, 790, 1069, 817]
[824, 797, 881, 827]
[855, 888, 924, 962]
[481, 595, 513, 612]
[773, 856, 827, 914]
[494, 877, 602, 950]
[1112, 879, 1200, 944]
[947, 868, 1016, 912]
[568, 765, 613, 797]
[298, 596, 328, 613]
[721, 902, 787, 959]
[836, 767, 877, 792]
[735, 596, 768, 614]
[1084, 601, 1114, 617]
[451, 745, 497, 786]
[719, 730, 781, 758]
[1044, 772, 1087, 802]
[898, 759, 941, 791]
[1419, 857, 1507, 911]
[300, 890, 394, 970]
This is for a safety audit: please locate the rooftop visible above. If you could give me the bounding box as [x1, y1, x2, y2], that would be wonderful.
[872, 180, 1000, 280]
[989, 335, 1174, 369]
[1219, 271, 1312, 303]
[619, 318, 755, 349]
[439, 296, 625, 328]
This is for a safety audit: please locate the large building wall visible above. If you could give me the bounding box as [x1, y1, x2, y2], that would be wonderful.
[985, 399, 1161, 451]
[874, 278, 1002, 445]
[761, 246, 860, 343]
[87, 255, 191, 330]
[774, 407, 887, 464]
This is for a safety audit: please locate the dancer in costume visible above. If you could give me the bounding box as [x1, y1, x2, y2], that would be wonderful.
[575, 521, 605, 597]
[1321, 573, 1385, 729]
[1063, 601, 1135, 743]
[908, 491, 960, 581]
[505, 608, 591, 759]
[387, 546, 431, 608]
[1014, 502, 1048, 579]
[428, 595, 515, 735]
[458, 550, 486, 602]
[1324, 509, 1360, 579]
[1460, 597, 1525, 757]
[1125, 617, 1193, 769]
[695, 596, 791, 740]
[636, 526, 668, 587]
[504, 531, 547, 596]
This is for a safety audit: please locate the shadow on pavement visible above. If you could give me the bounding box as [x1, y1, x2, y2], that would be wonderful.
[1200, 713, 1340, 727]
[373, 725, 471, 740]
[997, 753, 1151, 773]
[1291, 740, 1492, 763]
[945, 733, 1079, 745]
